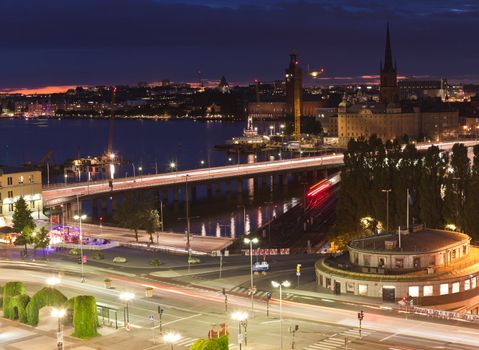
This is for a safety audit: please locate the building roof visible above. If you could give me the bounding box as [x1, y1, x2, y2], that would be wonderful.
[348, 229, 470, 253]
[0, 166, 39, 175]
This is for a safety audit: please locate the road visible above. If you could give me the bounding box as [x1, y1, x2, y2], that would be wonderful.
[42, 139, 479, 207]
[0, 248, 478, 350]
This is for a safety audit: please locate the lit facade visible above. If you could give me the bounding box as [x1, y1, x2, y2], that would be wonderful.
[315, 227, 479, 313]
[0, 168, 43, 223]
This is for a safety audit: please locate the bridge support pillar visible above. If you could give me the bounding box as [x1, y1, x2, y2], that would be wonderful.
[236, 179, 243, 193]
[214, 182, 222, 195]
[111, 196, 118, 214]
[191, 186, 197, 202]
[173, 187, 180, 202]
[282, 174, 289, 187]
[253, 177, 259, 192]
[225, 181, 231, 196]
[323, 169, 328, 179]
[100, 197, 108, 218]
[261, 176, 268, 190]
[207, 183, 213, 198]
[91, 198, 98, 220]
[162, 189, 169, 204]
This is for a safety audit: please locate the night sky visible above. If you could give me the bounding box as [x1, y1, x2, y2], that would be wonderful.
[1, 0, 478, 90]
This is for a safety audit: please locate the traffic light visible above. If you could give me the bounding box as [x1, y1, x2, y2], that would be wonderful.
[158, 305, 164, 315]
[294, 325, 299, 331]
[266, 292, 272, 300]
[402, 296, 407, 302]
[296, 264, 301, 273]
[357, 310, 364, 321]
[222, 288, 226, 295]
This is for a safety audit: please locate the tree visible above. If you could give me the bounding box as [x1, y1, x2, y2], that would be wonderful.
[12, 197, 35, 256]
[419, 146, 448, 228]
[113, 193, 149, 242]
[145, 209, 161, 244]
[465, 145, 479, 239]
[444, 143, 470, 230]
[34, 227, 50, 258]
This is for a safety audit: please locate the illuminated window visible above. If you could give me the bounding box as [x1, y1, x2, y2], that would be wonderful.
[472, 277, 477, 289]
[440, 283, 449, 295]
[358, 284, 368, 296]
[452, 282, 460, 293]
[423, 285, 433, 296]
[408, 286, 419, 297]
[464, 280, 471, 291]
[363, 255, 371, 266]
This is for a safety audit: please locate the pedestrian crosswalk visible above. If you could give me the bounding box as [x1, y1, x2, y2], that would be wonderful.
[175, 337, 237, 348]
[303, 328, 374, 350]
[303, 336, 345, 350]
[230, 286, 295, 300]
[340, 328, 373, 339]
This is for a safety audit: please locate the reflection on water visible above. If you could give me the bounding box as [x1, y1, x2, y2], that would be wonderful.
[164, 195, 300, 238]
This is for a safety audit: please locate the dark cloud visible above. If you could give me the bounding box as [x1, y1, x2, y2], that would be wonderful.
[0, 0, 478, 88]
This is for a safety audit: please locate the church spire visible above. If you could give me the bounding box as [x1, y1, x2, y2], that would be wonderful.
[383, 22, 394, 71]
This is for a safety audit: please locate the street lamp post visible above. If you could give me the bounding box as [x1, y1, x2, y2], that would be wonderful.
[73, 196, 86, 283]
[244, 237, 259, 315]
[272, 280, 291, 349]
[51, 308, 66, 350]
[164, 332, 181, 350]
[119, 292, 134, 330]
[231, 311, 248, 350]
[381, 189, 392, 233]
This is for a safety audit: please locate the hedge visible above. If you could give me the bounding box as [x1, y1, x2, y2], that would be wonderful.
[190, 337, 228, 350]
[26, 287, 67, 326]
[3, 282, 26, 319]
[11, 294, 31, 323]
[71, 295, 99, 339]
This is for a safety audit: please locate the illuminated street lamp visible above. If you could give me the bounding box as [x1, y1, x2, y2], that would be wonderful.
[231, 311, 248, 350]
[164, 332, 181, 350]
[169, 162, 176, 171]
[200, 160, 205, 166]
[119, 292, 135, 330]
[244, 237, 259, 314]
[64, 173, 67, 185]
[46, 276, 61, 287]
[272, 280, 291, 349]
[73, 211, 87, 283]
[51, 308, 66, 350]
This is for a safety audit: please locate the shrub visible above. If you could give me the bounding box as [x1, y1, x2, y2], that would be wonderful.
[190, 339, 207, 350]
[26, 287, 67, 326]
[69, 248, 80, 256]
[113, 257, 127, 263]
[149, 258, 161, 266]
[3, 282, 26, 319]
[11, 294, 31, 323]
[71, 295, 99, 339]
[189, 338, 227, 350]
[216, 336, 229, 350]
[93, 252, 105, 260]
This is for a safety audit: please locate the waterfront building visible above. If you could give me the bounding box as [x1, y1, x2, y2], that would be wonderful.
[0, 168, 43, 224]
[315, 226, 479, 313]
[337, 25, 459, 145]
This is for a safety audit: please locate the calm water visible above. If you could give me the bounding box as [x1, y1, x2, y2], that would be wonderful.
[1, 118, 302, 238]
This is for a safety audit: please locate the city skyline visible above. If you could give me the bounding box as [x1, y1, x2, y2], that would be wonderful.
[1, 0, 479, 91]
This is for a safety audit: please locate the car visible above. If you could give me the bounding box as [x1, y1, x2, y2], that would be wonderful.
[252, 261, 270, 272]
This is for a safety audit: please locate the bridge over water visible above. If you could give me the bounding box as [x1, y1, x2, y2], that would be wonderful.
[42, 139, 479, 216]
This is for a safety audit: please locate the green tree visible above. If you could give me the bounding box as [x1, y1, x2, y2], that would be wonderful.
[444, 143, 470, 230]
[145, 209, 161, 244]
[419, 146, 448, 228]
[113, 193, 149, 242]
[12, 197, 35, 256]
[34, 227, 50, 258]
[465, 145, 479, 239]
